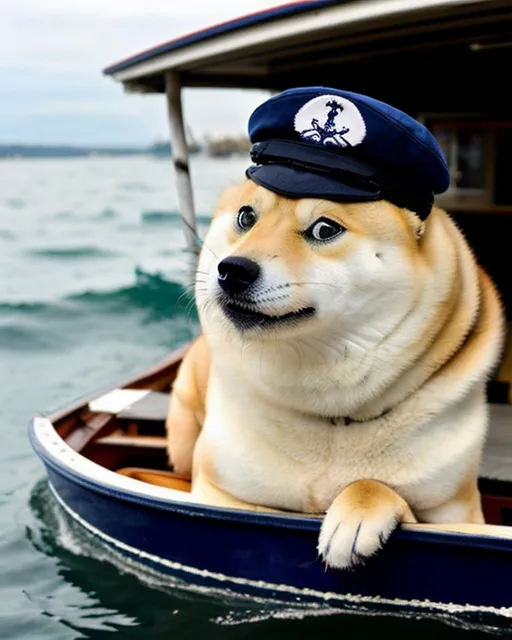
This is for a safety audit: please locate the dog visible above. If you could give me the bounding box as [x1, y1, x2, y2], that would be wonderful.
[166, 88, 504, 569]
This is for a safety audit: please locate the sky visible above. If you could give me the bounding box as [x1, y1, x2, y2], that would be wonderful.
[0, 0, 281, 146]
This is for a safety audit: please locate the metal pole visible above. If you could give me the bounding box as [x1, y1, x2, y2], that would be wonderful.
[165, 71, 198, 284]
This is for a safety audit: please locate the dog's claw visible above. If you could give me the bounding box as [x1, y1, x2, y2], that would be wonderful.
[317, 481, 413, 570]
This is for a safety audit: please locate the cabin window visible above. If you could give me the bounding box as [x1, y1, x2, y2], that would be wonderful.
[493, 128, 512, 206]
[430, 125, 485, 192]
[417, 114, 512, 212]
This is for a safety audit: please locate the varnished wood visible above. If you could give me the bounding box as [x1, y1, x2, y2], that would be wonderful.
[95, 434, 167, 449]
[117, 467, 192, 492]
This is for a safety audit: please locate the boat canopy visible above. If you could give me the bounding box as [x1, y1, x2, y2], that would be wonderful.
[103, 0, 512, 278]
[104, 0, 512, 108]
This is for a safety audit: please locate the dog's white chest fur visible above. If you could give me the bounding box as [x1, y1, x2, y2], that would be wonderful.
[197, 360, 486, 517]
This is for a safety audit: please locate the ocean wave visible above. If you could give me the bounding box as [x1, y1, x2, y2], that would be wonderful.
[0, 269, 197, 353]
[51, 208, 117, 222]
[0, 300, 54, 314]
[68, 268, 192, 316]
[0, 323, 66, 351]
[141, 210, 180, 225]
[26, 246, 121, 260]
[141, 211, 211, 226]
[53, 211, 75, 220]
[0, 268, 195, 321]
[0, 230, 16, 240]
[95, 207, 117, 220]
[121, 182, 154, 192]
[5, 198, 25, 209]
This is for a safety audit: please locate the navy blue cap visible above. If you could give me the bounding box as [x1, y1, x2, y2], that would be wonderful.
[246, 87, 450, 220]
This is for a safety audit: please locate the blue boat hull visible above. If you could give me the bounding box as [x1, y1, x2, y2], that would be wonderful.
[43, 461, 512, 615]
[28, 413, 512, 619]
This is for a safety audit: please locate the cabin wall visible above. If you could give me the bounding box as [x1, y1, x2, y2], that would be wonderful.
[449, 213, 512, 320]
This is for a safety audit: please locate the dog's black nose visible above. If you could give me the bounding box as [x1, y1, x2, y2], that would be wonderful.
[217, 257, 260, 294]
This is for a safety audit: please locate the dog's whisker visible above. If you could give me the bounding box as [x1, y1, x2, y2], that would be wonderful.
[175, 290, 194, 307]
[181, 217, 219, 260]
[288, 281, 339, 289]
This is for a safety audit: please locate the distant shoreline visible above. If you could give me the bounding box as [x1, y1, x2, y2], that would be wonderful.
[0, 144, 171, 159]
[0, 136, 251, 159]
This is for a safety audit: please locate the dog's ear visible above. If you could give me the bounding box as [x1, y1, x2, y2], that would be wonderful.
[415, 221, 426, 240]
[401, 207, 425, 242]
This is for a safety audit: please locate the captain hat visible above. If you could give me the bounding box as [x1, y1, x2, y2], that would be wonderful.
[246, 87, 450, 220]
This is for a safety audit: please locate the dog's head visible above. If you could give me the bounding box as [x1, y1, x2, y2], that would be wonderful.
[196, 180, 426, 345]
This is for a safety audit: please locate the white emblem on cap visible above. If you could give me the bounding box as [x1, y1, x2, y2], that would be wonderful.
[294, 94, 366, 148]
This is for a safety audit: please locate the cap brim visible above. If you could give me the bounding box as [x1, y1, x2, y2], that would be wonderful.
[246, 164, 381, 203]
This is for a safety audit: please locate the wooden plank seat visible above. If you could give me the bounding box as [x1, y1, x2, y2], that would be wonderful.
[89, 389, 169, 422]
[95, 433, 167, 449]
[117, 392, 169, 422]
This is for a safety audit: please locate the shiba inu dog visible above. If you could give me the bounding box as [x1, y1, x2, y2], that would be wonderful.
[166, 88, 504, 569]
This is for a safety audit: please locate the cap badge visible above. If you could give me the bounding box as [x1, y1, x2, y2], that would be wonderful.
[294, 95, 366, 148]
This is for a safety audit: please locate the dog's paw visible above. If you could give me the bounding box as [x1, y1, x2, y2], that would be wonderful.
[317, 479, 416, 570]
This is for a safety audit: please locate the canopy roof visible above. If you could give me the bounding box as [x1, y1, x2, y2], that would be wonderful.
[104, 0, 512, 113]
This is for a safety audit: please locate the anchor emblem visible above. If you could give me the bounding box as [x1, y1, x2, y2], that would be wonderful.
[300, 100, 351, 147]
[294, 95, 366, 148]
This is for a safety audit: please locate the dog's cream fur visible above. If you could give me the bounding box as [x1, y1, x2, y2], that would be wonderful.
[166, 180, 504, 569]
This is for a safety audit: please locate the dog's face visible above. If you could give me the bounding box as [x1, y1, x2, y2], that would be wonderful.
[196, 180, 425, 344]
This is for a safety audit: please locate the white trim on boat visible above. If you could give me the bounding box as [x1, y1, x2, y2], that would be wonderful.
[110, 0, 484, 84]
[33, 416, 196, 505]
[88, 388, 150, 414]
[48, 481, 512, 619]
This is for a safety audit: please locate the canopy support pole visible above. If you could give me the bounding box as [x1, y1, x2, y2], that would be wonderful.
[165, 71, 198, 284]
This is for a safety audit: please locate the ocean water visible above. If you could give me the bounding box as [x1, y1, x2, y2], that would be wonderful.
[0, 156, 509, 639]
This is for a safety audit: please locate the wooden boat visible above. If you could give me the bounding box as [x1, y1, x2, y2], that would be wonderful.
[30, 0, 512, 621]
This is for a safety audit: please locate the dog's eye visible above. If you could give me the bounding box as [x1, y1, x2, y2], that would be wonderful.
[306, 217, 345, 242]
[236, 206, 257, 232]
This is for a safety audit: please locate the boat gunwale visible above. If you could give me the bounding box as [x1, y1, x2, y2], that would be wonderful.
[29, 415, 512, 552]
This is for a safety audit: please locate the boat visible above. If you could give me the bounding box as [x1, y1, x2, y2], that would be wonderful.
[30, 0, 512, 622]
